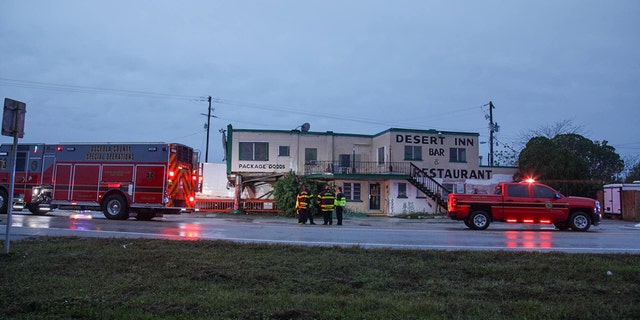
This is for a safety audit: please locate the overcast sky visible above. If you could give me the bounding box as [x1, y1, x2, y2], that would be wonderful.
[1, 0, 638, 166]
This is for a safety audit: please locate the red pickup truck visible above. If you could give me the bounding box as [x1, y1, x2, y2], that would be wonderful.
[447, 181, 601, 231]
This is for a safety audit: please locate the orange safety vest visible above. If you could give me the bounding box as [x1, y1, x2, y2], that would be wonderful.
[296, 191, 311, 209]
[318, 190, 335, 212]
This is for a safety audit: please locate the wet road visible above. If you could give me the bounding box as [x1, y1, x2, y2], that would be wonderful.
[2, 210, 640, 253]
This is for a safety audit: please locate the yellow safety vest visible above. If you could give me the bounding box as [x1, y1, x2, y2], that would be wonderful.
[334, 193, 346, 207]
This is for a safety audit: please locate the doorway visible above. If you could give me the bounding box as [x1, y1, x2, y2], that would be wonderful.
[369, 183, 380, 210]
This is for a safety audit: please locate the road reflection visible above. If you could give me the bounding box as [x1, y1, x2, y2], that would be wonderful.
[10, 214, 51, 229]
[161, 223, 202, 239]
[505, 231, 553, 248]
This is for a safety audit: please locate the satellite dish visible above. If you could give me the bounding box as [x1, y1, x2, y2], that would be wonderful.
[301, 123, 310, 132]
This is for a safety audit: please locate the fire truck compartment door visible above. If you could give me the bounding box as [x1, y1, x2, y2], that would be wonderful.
[72, 164, 100, 202]
[134, 165, 165, 204]
[54, 164, 72, 200]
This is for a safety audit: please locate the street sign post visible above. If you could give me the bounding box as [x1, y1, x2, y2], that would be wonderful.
[3, 98, 27, 254]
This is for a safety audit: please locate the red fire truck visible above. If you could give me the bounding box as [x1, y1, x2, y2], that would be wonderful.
[0, 142, 198, 220]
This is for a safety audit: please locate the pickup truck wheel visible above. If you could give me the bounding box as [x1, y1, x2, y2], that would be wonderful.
[469, 210, 490, 230]
[102, 194, 130, 220]
[463, 219, 473, 229]
[569, 212, 591, 232]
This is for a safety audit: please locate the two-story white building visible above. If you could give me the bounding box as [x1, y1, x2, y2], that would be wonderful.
[223, 124, 517, 216]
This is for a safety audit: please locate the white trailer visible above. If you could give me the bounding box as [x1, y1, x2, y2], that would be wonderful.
[603, 182, 640, 217]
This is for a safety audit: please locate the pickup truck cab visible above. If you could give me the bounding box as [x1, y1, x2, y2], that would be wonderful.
[447, 181, 601, 231]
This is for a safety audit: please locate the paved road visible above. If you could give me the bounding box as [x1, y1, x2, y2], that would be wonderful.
[2, 211, 640, 253]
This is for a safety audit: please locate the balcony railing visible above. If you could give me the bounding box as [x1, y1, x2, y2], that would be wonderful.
[304, 161, 411, 175]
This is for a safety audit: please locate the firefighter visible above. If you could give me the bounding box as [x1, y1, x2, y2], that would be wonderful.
[318, 184, 336, 225]
[334, 187, 346, 225]
[296, 185, 315, 224]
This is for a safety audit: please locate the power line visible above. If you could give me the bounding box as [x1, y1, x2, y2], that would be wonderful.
[215, 98, 485, 130]
[1, 77, 488, 133]
[0, 77, 201, 101]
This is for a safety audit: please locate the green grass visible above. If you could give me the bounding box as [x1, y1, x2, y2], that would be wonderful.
[1, 237, 639, 319]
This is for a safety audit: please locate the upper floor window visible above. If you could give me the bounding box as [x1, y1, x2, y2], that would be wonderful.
[305, 148, 317, 164]
[339, 154, 351, 168]
[449, 148, 466, 163]
[278, 146, 290, 157]
[239, 142, 268, 161]
[377, 147, 385, 164]
[404, 146, 422, 161]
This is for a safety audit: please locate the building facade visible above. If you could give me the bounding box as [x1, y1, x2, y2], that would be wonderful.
[224, 124, 517, 216]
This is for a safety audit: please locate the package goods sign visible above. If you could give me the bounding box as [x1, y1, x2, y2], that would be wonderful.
[86, 145, 135, 161]
[238, 161, 288, 172]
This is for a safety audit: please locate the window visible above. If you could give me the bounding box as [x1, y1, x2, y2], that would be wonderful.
[336, 154, 349, 168]
[377, 147, 385, 164]
[404, 146, 422, 160]
[278, 146, 290, 156]
[449, 148, 466, 163]
[15, 152, 27, 171]
[239, 142, 268, 161]
[397, 183, 407, 198]
[533, 185, 557, 199]
[343, 182, 361, 201]
[507, 184, 529, 197]
[305, 148, 317, 164]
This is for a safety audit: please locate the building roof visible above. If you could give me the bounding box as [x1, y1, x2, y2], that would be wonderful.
[228, 125, 479, 138]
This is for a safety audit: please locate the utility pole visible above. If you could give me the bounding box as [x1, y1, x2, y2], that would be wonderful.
[205, 96, 212, 163]
[488, 101, 496, 167]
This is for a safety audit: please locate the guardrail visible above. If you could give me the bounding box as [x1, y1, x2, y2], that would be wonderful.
[196, 199, 280, 213]
[304, 161, 411, 175]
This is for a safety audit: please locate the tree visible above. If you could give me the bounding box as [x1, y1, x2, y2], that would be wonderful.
[495, 120, 587, 168]
[272, 171, 321, 217]
[626, 161, 640, 183]
[517, 134, 624, 197]
[518, 119, 585, 143]
[492, 143, 519, 167]
[272, 171, 300, 217]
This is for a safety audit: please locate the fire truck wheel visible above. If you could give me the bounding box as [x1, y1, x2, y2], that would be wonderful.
[102, 194, 130, 220]
[569, 211, 591, 232]
[28, 205, 48, 215]
[0, 189, 7, 214]
[469, 210, 491, 230]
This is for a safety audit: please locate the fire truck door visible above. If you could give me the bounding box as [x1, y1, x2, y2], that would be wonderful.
[41, 155, 56, 185]
[71, 165, 100, 202]
[134, 165, 165, 204]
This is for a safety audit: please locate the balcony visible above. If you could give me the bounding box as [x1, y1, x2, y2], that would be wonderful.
[303, 161, 411, 176]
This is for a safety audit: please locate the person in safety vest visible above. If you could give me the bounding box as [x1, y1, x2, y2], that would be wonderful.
[317, 184, 336, 225]
[296, 185, 315, 224]
[334, 187, 346, 225]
